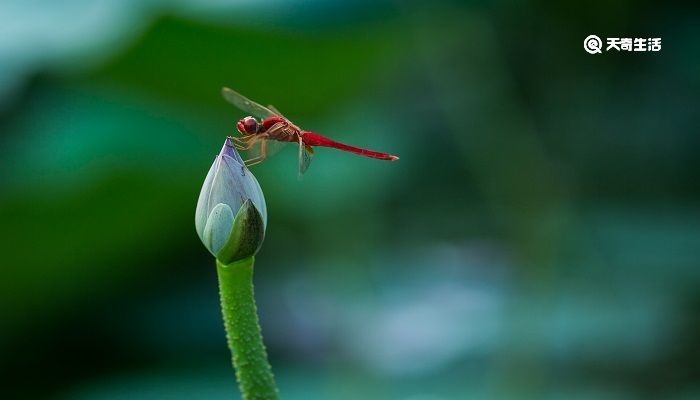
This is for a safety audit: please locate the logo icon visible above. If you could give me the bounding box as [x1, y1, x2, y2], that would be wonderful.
[584, 35, 603, 54]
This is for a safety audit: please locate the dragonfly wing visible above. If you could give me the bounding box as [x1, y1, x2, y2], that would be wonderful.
[248, 138, 289, 158]
[221, 87, 277, 119]
[298, 140, 314, 176]
[267, 105, 287, 119]
[267, 139, 291, 158]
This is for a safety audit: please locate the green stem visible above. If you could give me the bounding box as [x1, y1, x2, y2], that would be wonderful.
[217, 257, 279, 400]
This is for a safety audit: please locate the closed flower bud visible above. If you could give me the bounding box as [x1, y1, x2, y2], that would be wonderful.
[195, 137, 267, 263]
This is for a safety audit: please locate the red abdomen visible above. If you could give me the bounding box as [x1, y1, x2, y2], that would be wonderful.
[302, 132, 398, 161]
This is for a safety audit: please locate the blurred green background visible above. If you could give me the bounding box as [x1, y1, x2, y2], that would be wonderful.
[1, 1, 698, 399]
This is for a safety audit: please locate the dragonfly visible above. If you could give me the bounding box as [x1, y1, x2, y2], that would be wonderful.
[221, 87, 399, 175]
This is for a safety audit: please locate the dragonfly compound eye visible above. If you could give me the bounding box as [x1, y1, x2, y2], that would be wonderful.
[242, 117, 259, 134]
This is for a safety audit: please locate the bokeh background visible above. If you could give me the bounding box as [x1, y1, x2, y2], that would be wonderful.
[1, 1, 699, 399]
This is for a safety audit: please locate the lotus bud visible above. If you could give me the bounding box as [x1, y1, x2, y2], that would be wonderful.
[195, 137, 267, 264]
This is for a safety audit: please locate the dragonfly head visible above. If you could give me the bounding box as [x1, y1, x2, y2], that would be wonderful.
[237, 116, 260, 135]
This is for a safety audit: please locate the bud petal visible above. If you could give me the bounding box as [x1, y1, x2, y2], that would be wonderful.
[202, 203, 235, 256]
[216, 199, 266, 264]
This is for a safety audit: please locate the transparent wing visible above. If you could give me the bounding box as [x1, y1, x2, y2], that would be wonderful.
[243, 137, 290, 160]
[298, 141, 314, 176]
[267, 105, 288, 120]
[221, 87, 278, 119]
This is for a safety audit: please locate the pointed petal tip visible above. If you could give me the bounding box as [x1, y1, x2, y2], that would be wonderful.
[220, 137, 246, 165]
[223, 136, 235, 150]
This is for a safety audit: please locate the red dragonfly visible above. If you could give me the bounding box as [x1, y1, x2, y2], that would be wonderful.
[221, 87, 399, 175]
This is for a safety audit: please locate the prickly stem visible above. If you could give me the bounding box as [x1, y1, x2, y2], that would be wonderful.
[217, 257, 279, 400]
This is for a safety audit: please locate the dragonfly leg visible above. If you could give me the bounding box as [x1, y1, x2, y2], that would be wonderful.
[231, 135, 250, 142]
[241, 142, 258, 150]
[244, 140, 267, 167]
[226, 136, 247, 150]
[241, 134, 269, 151]
[231, 136, 250, 145]
[231, 135, 263, 151]
[229, 138, 247, 151]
